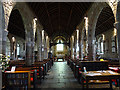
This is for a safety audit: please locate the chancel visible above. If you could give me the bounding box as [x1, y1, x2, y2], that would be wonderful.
[1, 0, 120, 89]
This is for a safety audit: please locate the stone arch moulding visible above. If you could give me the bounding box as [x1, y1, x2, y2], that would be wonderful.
[116, 1, 120, 22]
[76, 2, 116, 60]
[88, 2, 116, 40]
[77, 2, 117, 47]
[12, 2, 44, 42]
[116, 1, 120, 64]
[2, 2, 15, 31]
[2, 3, 5, 31]
[8, 9, 26, 38]
[11, 2, 30, 34]
[88, 3, 108, 40]
[88, 2, 116, 60]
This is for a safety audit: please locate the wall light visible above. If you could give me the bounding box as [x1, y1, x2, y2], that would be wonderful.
[33, 18, 37, 38]
[76, 29, 79, 42]
[34, 18, 37, 21]
[72, 36, 74, 42]
[114, 28, 117, 36]
[84, 17, 88, 35]
[42, 30, 44, 44]
[46, 36, 48, 41]
[102, 34, 105, 41]
[12, 37, 15, 42]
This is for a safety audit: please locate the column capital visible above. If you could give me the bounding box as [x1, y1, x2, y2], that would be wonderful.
[2, 29, 8, 41]
[114, 22, 119, 28]
[3, 29, 8, 34]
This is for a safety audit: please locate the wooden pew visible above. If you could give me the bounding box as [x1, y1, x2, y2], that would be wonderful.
[77, 60, 109, 84]
[7, 62, 45, 85]
[15, 67, 38, 88]
[33, 61, 47, 79]
[43, 59, 52, 71]
[5, 71, 31, 89]
[6, 59, 54, 87]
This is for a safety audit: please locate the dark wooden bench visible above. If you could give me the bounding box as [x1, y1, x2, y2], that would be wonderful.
[6, 59, 53, 87]
[76, 61, 109, 83]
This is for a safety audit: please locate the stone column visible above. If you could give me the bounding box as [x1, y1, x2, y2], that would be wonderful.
[71, 36, 74, 59]
[116, 22, 120, 64]
[46, 36, 49, 58]
[70, 37, 72, 58]
[41, 30, 45, 60]
[37, 30, 42, 61]
[74, 33, 77, 59]
[79, 30, 83, 60]
[88, 28, 96, 61]
[85, 29, 88, 56]
[1, 2, 8, 56]
[11, 38, 16, 60]
[76, 30, 79, 59]
[103, 40, 106, 55]
[80, 41, 84, 60]
[0, 2, 3, 89]
[25, 24, 34, 66]
[26, 31, 32, 66]
[69, 38, 71, 58]
[31, 29, 35, 64]
[44, 36, 47, 59]
[2, 29, 8, 55]
[10, 38, 14, 60]
[115, 2, 120, 64]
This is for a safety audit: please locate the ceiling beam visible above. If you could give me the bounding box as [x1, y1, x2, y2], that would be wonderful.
[66, 3, 74, 33]
[44, 3, 54, 35]
[96, 16, 114, 29]
[34, 3, 42, 14]
[58, 3, 60, 34]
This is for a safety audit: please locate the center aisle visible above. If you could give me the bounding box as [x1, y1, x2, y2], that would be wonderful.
[38, 61, 82, 88]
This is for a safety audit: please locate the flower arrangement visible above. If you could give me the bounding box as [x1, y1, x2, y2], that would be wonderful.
[0, 54, 10, 72]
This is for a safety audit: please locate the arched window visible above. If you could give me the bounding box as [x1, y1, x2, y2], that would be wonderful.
[17, 43, 20, 55]
[57, 39, 63, 51]
[6, 37, 10, 56]
[111, 28, 117, 53]
[100, 41, 104, 53]
[111, 36, 117, 53]
[57, 44, 63, 51]
[97, 35, 104, 54]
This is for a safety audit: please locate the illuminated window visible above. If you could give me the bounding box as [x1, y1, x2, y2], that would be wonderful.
[57, 39, 63, 51]
[100, 42, 104, 53]
[101, 34, 105, 54]
[111, 36, 117, 53]
[97, 36, 104, 54]
[57, 44, 63, 51]
[17, 44, 20, 55]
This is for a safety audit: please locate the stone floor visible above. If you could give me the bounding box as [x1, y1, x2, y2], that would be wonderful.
[37, 61, 120, 90]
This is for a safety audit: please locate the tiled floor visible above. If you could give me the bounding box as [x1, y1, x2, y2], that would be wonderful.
[37, 62, 120, 90]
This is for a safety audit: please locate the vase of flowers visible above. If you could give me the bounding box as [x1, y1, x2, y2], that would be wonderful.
[0, 54, 2, 70]
[0, 54, 10, 72]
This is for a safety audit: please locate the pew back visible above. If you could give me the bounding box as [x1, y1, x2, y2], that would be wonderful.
[79, 61, 109, 71]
